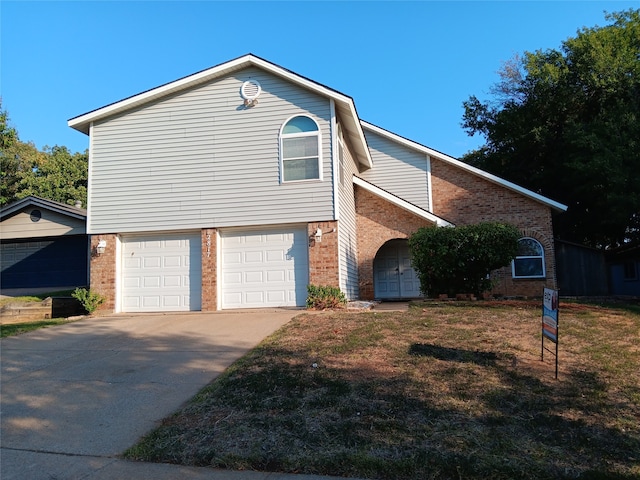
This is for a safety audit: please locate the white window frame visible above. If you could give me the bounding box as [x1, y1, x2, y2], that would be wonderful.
[279, 115, 323, 183]
[512, 237, 546, 279]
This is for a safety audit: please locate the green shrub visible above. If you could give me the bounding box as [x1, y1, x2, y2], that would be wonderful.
[71, 287, 106, 314]
[409, 222, 520, 297]
[306, 285, 347, 310]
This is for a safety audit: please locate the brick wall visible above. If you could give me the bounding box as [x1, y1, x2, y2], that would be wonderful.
[430, 158, 558, 296]
[201, 228, 217, 311]
[355, 187, 431, 299]
[308, 221, 340, 287]
[89, 234, 117, 312]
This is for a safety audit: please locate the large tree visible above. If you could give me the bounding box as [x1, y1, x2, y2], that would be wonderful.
[1, 101, 23, 205]
[17, 145, 88, 207]
[461, 9, 640, 249]
[0, 103, 87, 207]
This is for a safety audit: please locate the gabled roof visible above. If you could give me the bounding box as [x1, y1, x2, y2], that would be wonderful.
[68, 53, 373, 170]
[353, 176, 454, 227]
[1, 196, 86, 221]
[361, 121, 568, 213]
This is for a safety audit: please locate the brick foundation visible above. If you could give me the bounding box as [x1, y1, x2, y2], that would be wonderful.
[308, 221, 340, 287]
[89, 234, 117, 312]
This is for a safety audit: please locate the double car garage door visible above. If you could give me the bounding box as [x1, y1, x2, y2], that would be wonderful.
[120, 226, 308, 312]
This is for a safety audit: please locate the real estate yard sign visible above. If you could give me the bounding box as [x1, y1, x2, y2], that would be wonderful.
[542, 288, 559, 379]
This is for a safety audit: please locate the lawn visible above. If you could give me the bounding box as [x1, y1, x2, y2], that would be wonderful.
[125, 300, 640, 480]
[0, 289, 76, 308]
[0, 289, 80, 337]
[0, 318, 80, 337]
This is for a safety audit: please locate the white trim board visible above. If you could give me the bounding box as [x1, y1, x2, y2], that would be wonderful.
[361, 121, 568, 213]
[353, 176, 453, 227]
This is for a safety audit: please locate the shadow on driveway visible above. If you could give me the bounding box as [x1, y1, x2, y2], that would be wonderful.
[0, 310, 298, 479]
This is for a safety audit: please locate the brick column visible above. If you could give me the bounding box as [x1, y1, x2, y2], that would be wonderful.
[201, 228, 218, 311]
[308, 221, 340, 287]
[89, 234, 117, 313]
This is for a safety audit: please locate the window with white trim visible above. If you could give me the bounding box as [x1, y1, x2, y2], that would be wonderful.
[280, 116, 322, 182]
[512, 237, 546, 278]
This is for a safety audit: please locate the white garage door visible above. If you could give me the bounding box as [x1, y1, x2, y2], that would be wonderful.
[121, 232, 201, 312]
[221, 226, 309, 309]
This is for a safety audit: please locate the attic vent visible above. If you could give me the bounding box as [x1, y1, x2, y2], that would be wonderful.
[240, 79, 262, 106]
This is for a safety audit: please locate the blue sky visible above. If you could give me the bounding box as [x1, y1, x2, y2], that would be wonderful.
[1, 1, 635, 158]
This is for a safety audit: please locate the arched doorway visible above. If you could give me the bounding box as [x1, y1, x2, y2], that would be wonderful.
[373, 239, 422, 300]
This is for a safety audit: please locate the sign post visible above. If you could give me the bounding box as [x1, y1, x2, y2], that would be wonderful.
[541, 288, 559, 379]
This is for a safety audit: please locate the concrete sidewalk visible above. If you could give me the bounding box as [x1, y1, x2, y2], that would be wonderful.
[1, 309, 358, 480]
[1, 450, 351, 479]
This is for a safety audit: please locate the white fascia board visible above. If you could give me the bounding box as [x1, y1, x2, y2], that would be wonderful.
[69, 55, 257, 133]
[68, 54, 373, 170]
[361, 121, 568, 213]
[68, 54, 373, 169]
[230, 58, 372, 169]
[353, 176, 453, 227]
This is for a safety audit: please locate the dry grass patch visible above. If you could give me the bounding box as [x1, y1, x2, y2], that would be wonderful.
[125, 301, 640, 479]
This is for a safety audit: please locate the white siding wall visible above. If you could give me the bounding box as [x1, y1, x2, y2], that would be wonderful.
[89, 67, 334, 234]
[360, 129, 430, 211]
[337, 129, 360, 300]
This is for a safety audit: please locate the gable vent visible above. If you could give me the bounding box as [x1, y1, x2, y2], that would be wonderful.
[240, 80, 262, 107]
[240, 79, 262, 101]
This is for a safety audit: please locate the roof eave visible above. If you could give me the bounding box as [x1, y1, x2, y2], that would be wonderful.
[67, 54, 373, 169]
[361, 121, 568, 213]
[353, 176, 453, 227]
[1, 196, 87, 221]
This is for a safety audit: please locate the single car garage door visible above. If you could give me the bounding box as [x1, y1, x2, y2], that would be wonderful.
[221, 226, 309, 309]
[121, 232, 201, 312]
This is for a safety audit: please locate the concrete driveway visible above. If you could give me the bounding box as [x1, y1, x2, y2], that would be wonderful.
[0, 309, 322, 480]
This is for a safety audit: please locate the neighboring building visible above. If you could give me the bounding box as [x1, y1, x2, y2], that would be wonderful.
[68, 54, 567, 313]
[1, 196, 89, 291]
[607, 243, 640, 297]
[555, 240, 609, 296]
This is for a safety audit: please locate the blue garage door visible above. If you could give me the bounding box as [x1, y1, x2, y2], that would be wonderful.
[0, 236, 89, 289]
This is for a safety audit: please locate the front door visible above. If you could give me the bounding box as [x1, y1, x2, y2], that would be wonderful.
[374, 240, 422, 299]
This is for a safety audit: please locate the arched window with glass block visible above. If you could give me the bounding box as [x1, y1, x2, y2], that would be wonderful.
[512, 237, 546, 278]
[279, 115, 322, 183]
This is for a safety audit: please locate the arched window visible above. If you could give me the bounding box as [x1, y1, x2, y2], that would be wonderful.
[280, 115, 322, 182]
[512, 237, 546, 278]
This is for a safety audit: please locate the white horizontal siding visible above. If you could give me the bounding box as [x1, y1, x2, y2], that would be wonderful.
[89, 67, 334, 234]
[360, 129, 430, 211]
[337, 130, 360, 300]
[1, 210, 85, 240]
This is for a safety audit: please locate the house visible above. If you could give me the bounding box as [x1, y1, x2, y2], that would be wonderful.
[67, 54, 567, 313]
[607, 243, 640, 297]
[555, 239, 609, 296]
[0, 196, 89, 291]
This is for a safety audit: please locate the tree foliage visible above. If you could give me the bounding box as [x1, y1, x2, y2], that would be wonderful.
[17, 146, 88, 206]
[461, 9, 640, 249]
[0, 102, 87, 207]
[408, 222, 521, 297]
